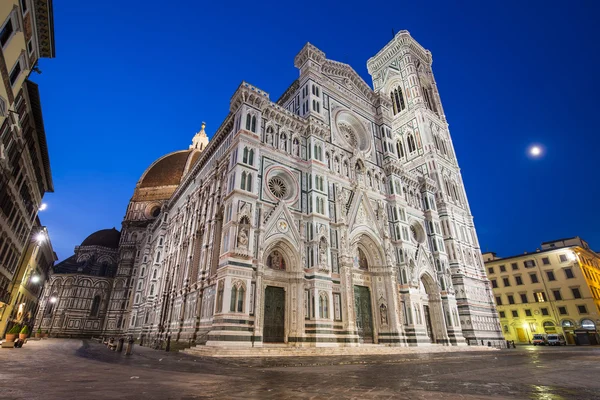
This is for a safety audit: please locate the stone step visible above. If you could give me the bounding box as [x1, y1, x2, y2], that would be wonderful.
[182, 343, 497, 358]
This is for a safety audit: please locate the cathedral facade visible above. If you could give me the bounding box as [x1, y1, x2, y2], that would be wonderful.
[58, 32, 503, 347]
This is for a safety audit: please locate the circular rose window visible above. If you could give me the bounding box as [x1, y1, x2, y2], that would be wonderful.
[268, 177, 288, 199]
[410, 223, 425, 243]
[338, 122, 357, 147]
[335, 111, 371, 152]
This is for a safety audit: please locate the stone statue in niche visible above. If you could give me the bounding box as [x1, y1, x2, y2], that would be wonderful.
[374, 200, 384, 221]
[293, 140, 299, 157]
[319, 239, 328, 266]
[237, 227, 248, 248]
[380, 303, 388, 326]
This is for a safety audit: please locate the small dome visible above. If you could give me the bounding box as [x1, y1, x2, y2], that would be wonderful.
[139, 150, 194, 188]
[81, 228, 121, 248]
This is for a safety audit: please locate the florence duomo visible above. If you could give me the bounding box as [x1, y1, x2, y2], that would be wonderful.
[35, 31, 503, 348]
[4, 2, 600, 398]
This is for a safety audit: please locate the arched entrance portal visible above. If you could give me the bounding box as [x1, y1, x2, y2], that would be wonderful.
[351, 236, 382, 344]
[419, 273, 445, 344]
[260, 238, 301, 344]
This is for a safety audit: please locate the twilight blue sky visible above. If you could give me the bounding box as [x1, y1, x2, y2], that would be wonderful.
[31, 0, 599, 260]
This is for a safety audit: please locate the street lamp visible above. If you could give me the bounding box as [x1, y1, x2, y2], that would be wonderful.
[35, 232, 45, 243]
[48, 296, 58, 337]
[31, 275, 40, 284]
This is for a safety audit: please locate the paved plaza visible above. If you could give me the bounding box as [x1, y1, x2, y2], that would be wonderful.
[1, 339, 599, 399]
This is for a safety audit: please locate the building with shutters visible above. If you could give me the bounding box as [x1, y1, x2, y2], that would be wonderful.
[484, 237, 600, 345]
[0, 0, 55, 325]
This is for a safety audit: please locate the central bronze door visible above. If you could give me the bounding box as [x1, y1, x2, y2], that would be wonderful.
[354, 285, 373, 343]
[263, 286, 285, 343]
[423, 305, 435, 343]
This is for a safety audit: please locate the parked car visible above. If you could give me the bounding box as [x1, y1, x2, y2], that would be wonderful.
[532, 334, 547, 345]
[547, 334, 566, 346]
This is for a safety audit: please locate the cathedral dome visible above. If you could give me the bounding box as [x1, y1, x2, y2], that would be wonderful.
[81, 228, 121, 248]
[139, 150, 194, 188]
[128, 125, 209, 212]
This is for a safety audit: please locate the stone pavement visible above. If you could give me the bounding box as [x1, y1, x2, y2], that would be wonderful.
[1, 339, 599, 399]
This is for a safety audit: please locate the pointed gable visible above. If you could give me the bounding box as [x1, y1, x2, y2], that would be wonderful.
[347, 189, 385, 238]
[262, 201, 301, 251]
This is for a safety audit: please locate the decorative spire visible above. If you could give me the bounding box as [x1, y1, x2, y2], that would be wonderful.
[190, 122, 209, 151]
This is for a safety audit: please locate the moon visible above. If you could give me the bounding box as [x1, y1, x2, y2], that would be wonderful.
[529, 145, 543, 158]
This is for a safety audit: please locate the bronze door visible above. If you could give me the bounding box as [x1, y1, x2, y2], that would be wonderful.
[354, 285, 373, 343]
[423, 305, 435, 343]
[263, 286, 285, 343]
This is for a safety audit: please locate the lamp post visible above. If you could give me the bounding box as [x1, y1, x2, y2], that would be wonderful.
[48, 296, 57, 337]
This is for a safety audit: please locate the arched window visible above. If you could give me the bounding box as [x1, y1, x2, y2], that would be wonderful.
[452, 183, 459, 201]
[314, 144, 322, 161]
[153, 269, 157, 279]
[248, 149, 254, 165]
[149, 285, 154, 296]
[90, 295, 101, 317]
[243, 147, 249, 163]
[407, 135, 416, 153]
[240, 172, 247, 190]
[245, 113, 252, 131]
[216, 281, 224, 313]
[251, 115, 257, 133]
[319, 292, 329, 319]
[246, 173, 252, 192]
[230, 283, 245, 313]
[433, 135, 440, 150]
[440, 140, 447, 155]
[44, 300, 55, 316]
[390, 87, 406, 115]
[396, 140, 405, 158]
[155, 252, 160, 263]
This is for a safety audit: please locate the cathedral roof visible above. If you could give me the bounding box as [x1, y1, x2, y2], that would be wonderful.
[131, 126, 209, 203]
[139, 150, 193, 189]
[81, 228, 121, 248]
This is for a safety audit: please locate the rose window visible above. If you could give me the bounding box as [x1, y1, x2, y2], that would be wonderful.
[268, 177, 288, 199]
[338, 122, 357, 147]
[410, 223, 425, 243]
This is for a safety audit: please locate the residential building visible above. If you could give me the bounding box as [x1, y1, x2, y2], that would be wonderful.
[37, 31, 503, 348]
[484, 237, 600, 345]
[0, 1, 55, 317]
[0, 217, 56, 335]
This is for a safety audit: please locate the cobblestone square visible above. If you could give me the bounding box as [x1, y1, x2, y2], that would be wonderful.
[1, 339, 599, 399]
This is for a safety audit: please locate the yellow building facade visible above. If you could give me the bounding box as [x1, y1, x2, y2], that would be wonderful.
[0, 218, 56, 335]
[484, 237, 600, 345]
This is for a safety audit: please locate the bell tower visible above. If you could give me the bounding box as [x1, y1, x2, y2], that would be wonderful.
[367, 31, 504, 345]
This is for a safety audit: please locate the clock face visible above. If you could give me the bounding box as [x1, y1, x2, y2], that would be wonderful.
[277, 220, 288, 233]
